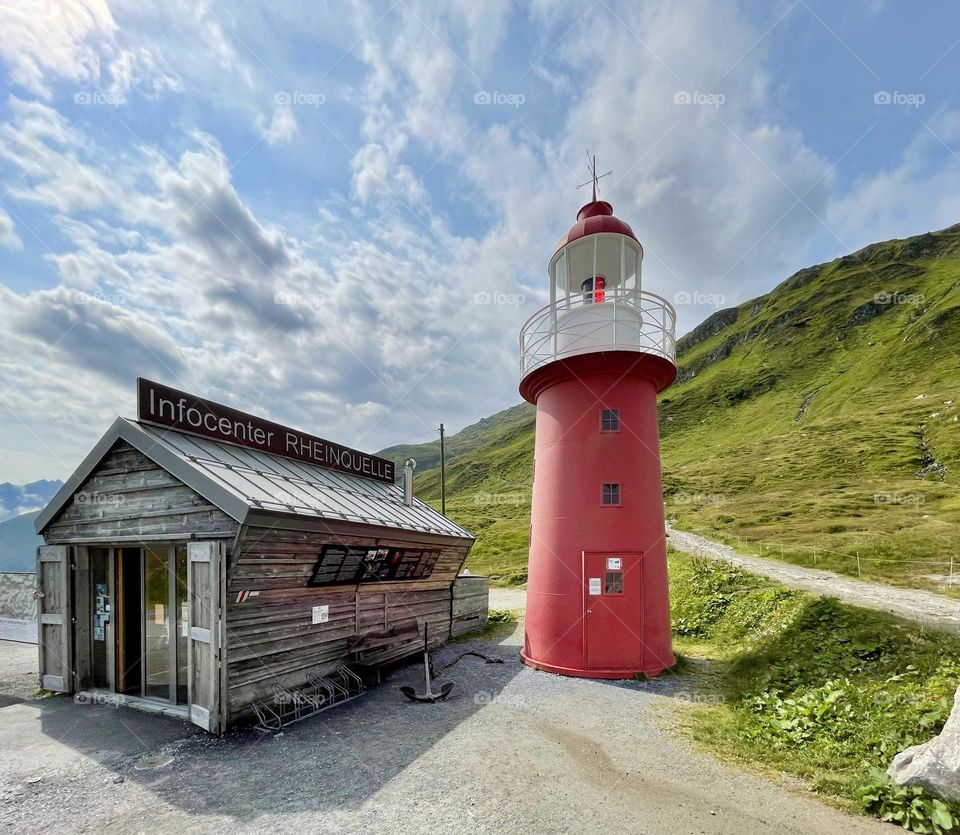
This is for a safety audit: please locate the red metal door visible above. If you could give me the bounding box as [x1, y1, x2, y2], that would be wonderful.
[583, 551, 642, 670]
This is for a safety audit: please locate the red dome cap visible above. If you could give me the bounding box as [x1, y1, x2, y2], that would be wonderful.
[555, 200, 639, 253]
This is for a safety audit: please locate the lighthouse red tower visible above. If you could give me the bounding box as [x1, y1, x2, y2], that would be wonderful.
[518, 174, 678, 679]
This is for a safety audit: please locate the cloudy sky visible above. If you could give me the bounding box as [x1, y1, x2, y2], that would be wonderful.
[1, 0, 959, 484]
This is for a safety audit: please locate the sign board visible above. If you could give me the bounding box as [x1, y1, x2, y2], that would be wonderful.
[588, 577, 602, 596]
[137, 378, 395, 483]
[607, 557, 622, 570]
[312, 605, 329, 624]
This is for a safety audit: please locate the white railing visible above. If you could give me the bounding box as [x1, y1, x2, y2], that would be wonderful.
[519, 289, 677, 380]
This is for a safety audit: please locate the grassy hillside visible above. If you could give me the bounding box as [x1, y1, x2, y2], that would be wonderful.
[669, 550, 960, 827]
[379, 224, 960, 588]
[378, 403, 533, 475]
[379, 403, 535, 584]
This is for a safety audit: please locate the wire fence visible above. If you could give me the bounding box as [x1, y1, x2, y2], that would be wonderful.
[723, 535, 957, 586]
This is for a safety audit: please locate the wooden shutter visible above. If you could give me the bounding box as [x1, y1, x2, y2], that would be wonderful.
[187, 541, 223, 733]
[37, 545, 72, 692]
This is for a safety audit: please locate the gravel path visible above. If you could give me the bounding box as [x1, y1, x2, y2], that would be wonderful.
[667, 522, 960, 634]
[0, 627, 886, 835]
[488, 587, 526, 611]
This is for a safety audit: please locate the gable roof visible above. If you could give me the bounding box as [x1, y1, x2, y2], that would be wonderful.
[35, 418, 472, 540]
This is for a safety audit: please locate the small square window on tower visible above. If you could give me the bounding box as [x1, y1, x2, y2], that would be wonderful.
[602, 483, 621, 505]
[605, 571, 623, 594]
[600, 409, 620, 432]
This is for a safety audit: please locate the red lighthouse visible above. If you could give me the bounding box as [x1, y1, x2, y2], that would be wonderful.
[518, 172, 677, 679]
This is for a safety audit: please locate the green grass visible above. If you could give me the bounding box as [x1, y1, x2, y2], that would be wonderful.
[668, 549, 960, 829]
[378, 224, 960, 592]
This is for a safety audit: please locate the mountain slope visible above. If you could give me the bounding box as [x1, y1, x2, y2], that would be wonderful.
[377, 403, 533, 476]
[382, 224, 960, 587]
[0, 511, 44, 572]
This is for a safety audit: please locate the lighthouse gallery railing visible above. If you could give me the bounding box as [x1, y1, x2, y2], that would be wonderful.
[519, 289, 677, 380]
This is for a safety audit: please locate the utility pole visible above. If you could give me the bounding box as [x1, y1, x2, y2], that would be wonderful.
[439, 423, 446, 516]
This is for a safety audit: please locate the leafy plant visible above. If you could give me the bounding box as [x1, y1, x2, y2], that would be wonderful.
[747, 677, 855, 745]
[670, 551, 960, 826]
[860, 768, 956, 834]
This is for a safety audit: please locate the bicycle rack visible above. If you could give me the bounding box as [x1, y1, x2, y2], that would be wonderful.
[251, 665, 365, 732]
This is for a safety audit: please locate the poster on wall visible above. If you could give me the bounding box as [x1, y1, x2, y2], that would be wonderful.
[93, 613, 106, 641]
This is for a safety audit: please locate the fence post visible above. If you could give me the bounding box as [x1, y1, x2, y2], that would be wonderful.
[856, 551, 861, 577]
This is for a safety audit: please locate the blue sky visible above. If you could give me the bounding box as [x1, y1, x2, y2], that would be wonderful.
[1, 0, 960, 485]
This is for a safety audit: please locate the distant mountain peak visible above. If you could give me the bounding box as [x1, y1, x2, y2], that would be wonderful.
[0, 480, 63, 523]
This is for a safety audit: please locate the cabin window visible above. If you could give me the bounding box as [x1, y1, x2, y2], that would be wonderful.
[600, 409, 620, 432]
[308, 545, 440, 586]
[602, 483, 621, 506]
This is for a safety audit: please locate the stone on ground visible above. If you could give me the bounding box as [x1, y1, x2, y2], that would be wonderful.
[889, 684, 960, 800]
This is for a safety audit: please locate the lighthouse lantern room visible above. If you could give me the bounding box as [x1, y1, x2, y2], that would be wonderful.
[518, 164, 677, 679]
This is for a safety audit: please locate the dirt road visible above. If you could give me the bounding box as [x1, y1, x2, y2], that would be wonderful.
[666, 522, 960, 634]
[1, 627, 886, 835]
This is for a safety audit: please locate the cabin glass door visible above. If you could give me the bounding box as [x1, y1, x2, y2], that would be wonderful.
[143, 546, 172, 699]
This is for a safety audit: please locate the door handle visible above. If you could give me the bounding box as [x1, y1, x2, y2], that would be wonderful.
[586, 608, 592, 615]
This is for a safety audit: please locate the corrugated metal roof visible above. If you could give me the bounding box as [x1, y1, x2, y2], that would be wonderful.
[36, 417, 472, 540]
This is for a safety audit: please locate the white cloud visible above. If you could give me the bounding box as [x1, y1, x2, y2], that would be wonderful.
[828, 110, 960, 251]
[0, 207, 23, 250]
[261, 99, 299, 144]
[106, 47, 182, 97]
[0, 0, 116, 98]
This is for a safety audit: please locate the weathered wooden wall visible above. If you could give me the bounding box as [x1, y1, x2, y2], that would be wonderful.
[451, 575, 489, 637]
[42, 441, 238, 543]
[224, 524, 483, 715]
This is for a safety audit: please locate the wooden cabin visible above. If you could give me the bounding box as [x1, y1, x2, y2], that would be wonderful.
[34, 381, 485, 733]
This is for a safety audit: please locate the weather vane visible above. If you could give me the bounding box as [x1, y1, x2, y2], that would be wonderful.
[577, 152, 612, 202]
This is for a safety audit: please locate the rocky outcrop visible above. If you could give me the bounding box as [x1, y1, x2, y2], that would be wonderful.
[676, 307, 740, 353]
[676, 334, 739, 383]
[890, 684, 960, 801]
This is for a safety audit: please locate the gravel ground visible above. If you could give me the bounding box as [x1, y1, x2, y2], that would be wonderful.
[666, 522, 960, 634]
[1, 625, 885, 835]
[487, 587, 526, 611]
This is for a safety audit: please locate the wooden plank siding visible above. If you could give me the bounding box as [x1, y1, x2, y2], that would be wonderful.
[225, 524, 478, 715]
[43, 441, 239, 543]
